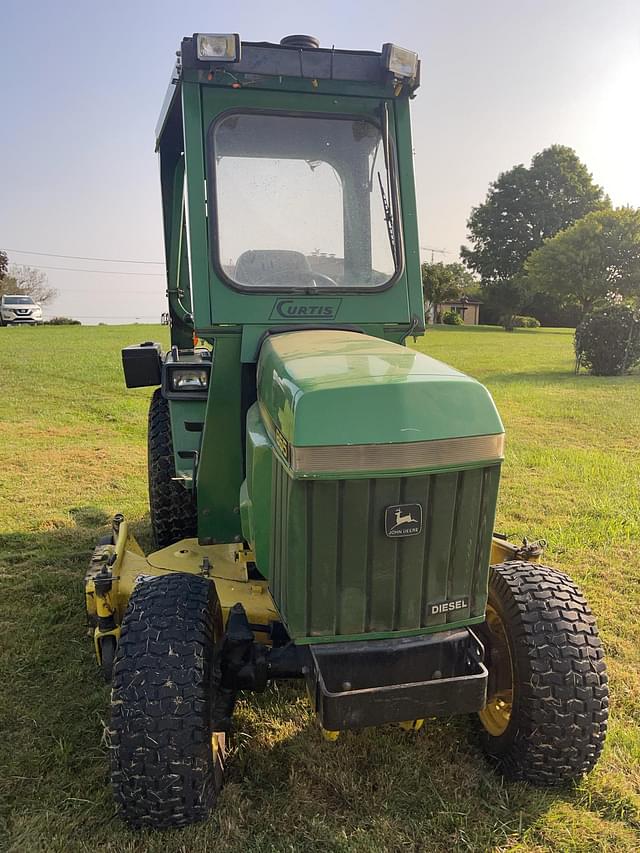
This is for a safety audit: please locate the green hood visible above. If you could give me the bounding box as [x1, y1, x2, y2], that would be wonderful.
[257, 330, 504, 477]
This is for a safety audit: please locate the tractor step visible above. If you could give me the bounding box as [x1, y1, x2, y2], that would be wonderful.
[306, 628, 487, 731]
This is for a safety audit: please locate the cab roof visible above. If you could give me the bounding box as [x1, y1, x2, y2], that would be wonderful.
[156, 34, 420, 150]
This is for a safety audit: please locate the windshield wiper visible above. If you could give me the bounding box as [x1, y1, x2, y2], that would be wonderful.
[378, 102, 398, 266]
[377, 171, 396, 262]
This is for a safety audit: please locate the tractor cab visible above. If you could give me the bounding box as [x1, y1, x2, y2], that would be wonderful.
[128, 32, 431, 547]
[154, 33, 424, 350]
[87, 32, 608, 831]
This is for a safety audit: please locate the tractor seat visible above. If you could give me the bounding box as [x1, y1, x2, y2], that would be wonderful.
[234, 250, 312, 286]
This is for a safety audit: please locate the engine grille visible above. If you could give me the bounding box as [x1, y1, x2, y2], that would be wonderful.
[269, 459, 501, 641]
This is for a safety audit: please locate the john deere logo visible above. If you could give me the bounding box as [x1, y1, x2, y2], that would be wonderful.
[385, 503, 423, 538]
[273, 425, 290, 463]
[269, 298, 342, 321]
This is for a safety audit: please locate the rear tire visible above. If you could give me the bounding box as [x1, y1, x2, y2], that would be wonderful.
[109, 573, 220, 829]
[477, 561, 608, 786]
[148, 388, 197, 547]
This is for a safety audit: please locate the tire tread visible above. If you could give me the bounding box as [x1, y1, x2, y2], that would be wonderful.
[481, 561, 608, 785]
[109, 573, 217, 828]
[148, 388, 197, 548]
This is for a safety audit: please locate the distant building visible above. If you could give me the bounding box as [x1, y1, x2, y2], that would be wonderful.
[429, 296, 482, 325]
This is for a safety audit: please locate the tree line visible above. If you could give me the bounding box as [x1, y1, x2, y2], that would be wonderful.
[423, 145, 640, 330]
[0, 251, 57, 304]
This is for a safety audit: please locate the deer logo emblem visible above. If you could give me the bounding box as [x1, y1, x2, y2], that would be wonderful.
[385, 503, 423, 538]
[393, 508, 417, 528]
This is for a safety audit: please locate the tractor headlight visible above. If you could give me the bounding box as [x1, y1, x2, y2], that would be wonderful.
[170, 367, 209, 391]
[196, 33, 240, 62]
[382, 43, 419, 79]
[163, 359, 211, 399]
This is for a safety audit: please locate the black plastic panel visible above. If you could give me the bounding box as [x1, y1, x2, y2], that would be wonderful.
[121, 342, 163, 388]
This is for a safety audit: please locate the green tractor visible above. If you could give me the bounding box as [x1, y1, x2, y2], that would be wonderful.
[85, 32, 608, 829]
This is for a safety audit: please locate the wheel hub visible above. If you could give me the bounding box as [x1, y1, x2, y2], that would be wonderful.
[478, 604, 514, 737]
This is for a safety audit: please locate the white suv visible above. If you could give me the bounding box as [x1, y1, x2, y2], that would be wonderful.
[0, 294, 43, 325]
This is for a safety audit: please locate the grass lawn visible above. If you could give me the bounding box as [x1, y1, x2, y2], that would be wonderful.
[0, 324, 638, 852]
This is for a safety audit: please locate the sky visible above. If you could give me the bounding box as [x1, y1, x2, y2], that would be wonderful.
[1, 0, 639, 323]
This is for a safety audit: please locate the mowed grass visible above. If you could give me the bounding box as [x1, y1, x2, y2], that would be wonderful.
[0, 323, 639, 852]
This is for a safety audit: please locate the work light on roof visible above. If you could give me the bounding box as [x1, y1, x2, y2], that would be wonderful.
[383, 43, 419, 79]
[196, 33, 240, 62]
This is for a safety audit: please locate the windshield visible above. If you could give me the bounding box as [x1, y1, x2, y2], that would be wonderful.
[209, 112, 399, 290]
[4, 296, 34, 305]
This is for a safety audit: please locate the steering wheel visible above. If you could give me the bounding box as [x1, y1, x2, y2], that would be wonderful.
[306, 272, 340, 287]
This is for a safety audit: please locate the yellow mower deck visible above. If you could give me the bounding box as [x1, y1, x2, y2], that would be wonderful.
[85, 519, 279, 666]
[85, 516, 541, 672]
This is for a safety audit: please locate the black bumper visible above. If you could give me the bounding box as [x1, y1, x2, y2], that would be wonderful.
[306, 628, 487, 730]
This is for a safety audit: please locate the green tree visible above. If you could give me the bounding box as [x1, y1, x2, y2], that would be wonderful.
[421, 261, 476, 322]
[525, 207, 640, 315]
[0, 264, 57, 303]
[0, 251, 8, 279]
[481, 280, 529, 331]
[461, 145, 608, 328]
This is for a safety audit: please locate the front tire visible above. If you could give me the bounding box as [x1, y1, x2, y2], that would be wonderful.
[148, 388, 198, 547]
[478, 561, 608, 786]
[109, 573, 221, 828]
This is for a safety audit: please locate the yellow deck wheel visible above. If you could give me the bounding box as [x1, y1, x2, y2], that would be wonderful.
[321, 728, 340, 742]
[398, 719, 425, 732]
